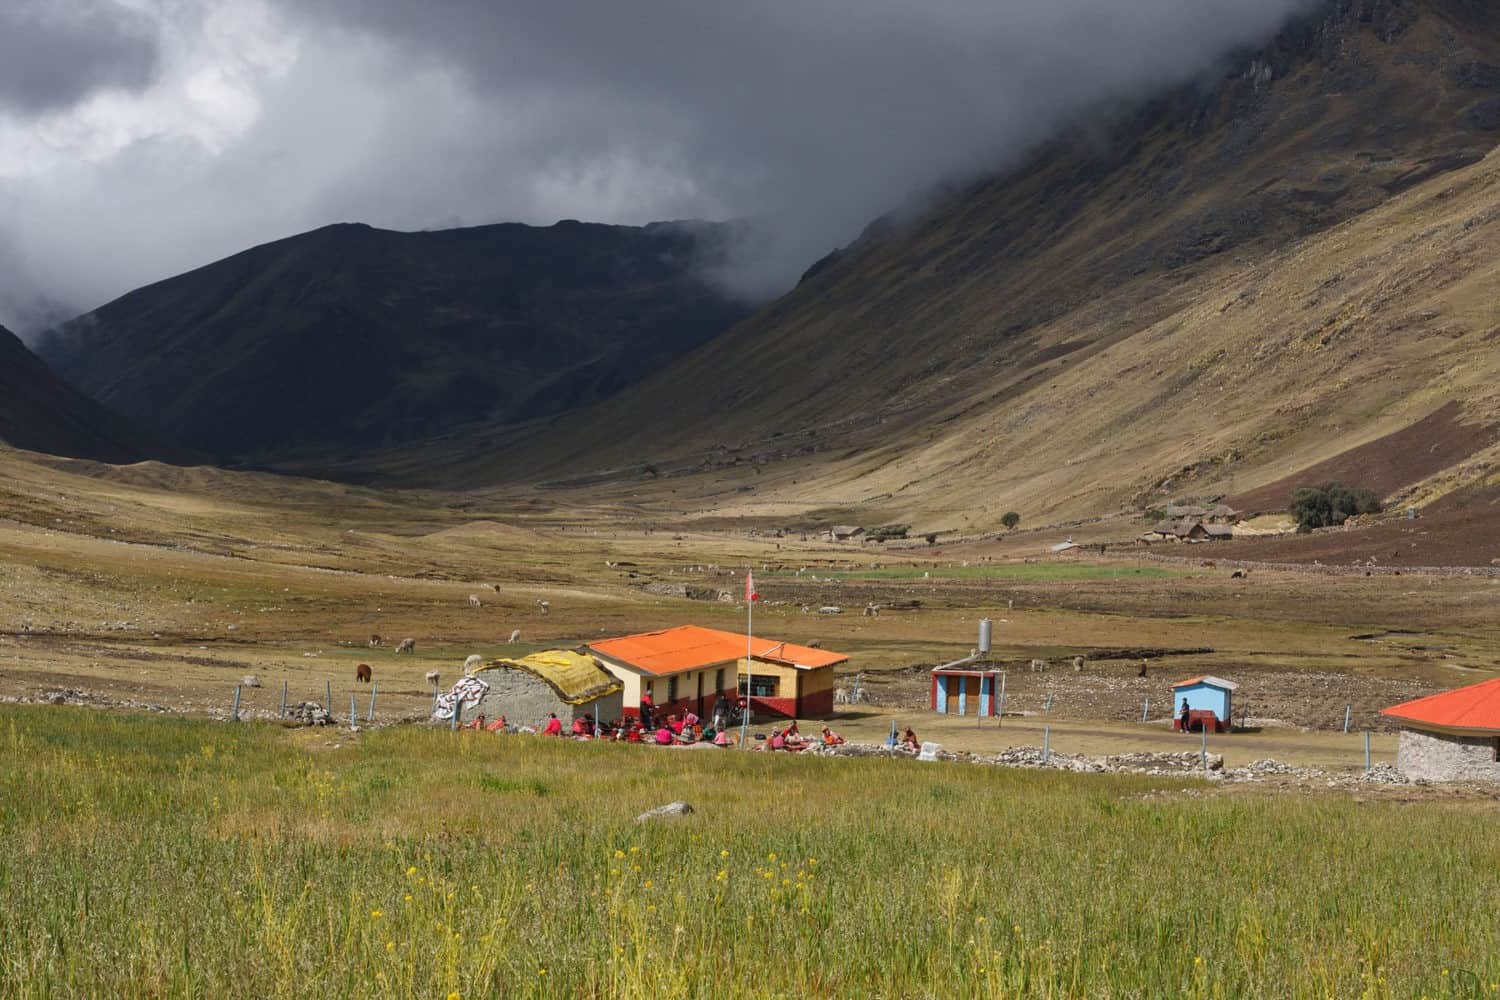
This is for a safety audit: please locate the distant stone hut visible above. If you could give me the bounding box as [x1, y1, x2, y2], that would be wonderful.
[1380, 676, 1500, 783]
[827, 525, 865, 542]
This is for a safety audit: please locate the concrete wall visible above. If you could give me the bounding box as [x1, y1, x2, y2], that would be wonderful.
[1397, 727, 1500, 783]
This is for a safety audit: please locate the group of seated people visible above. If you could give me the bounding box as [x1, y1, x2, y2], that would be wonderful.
[763, 721, 847, 751]
[462, 707, 857, 751]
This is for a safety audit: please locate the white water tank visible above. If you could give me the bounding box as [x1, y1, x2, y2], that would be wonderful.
[978, 618, 992, 654]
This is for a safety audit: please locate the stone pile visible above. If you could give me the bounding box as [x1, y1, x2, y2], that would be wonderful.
[1105, 751, 1222, 774]
[285, 702, 334, 726]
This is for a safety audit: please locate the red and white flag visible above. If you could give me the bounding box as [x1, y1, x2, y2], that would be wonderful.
[745, 570, 759, 602]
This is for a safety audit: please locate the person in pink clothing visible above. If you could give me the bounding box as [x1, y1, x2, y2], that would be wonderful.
[654, 726, 674, 745]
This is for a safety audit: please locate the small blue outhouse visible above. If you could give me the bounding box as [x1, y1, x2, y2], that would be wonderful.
[1170, 675, 1238, 733]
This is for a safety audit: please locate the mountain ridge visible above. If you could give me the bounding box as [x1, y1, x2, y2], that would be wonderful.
[38, 218, 755, 460]
[335, 0, 1500, 533]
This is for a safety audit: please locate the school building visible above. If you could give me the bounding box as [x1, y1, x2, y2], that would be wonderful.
[587, 625, 846, 721]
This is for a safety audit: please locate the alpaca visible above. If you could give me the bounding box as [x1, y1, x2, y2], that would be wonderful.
[508, 629, 522, 643]
[395, 638, 416, 655]
[463, 654, 483, 674]
[355, 663, 372, 683]
[468, 594, 482, 608]
[536, 600, 550, 614]
[368, 633, 382, 648]
[425, 670, 441, 689]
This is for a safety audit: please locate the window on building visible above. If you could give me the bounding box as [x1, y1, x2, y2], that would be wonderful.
[1494, 737, 1499, 763]
[667, 676, 679, 703]
[715, 668, 725, 694]
[739, 675, 778, 697]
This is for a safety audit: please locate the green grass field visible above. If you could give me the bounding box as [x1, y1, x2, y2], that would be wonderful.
[2, 707, 1497, 998]
[773, 562, 1188, 582]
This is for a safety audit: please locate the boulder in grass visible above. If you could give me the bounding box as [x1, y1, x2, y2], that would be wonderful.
[636, 801, 694, 823]
[242, 675, 262, 688]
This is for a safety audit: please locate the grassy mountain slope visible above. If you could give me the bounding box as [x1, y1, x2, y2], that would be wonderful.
[38, 220, 753, 460]
[0, 323, 174, 464]
[376, 0, 1499, 531]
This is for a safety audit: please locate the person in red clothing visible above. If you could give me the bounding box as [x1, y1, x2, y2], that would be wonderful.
[542, 712, 563, 736]
[769, 728, 786, 751]
[668, 714, 684, 736]
[626, 722, 643, 743]
[639, 692, 655, 729]
[570, 717, 587, 737]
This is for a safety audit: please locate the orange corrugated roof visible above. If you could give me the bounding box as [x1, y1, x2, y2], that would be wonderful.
[588, 625, 847, 676]
[1380, 676, 1500, 733]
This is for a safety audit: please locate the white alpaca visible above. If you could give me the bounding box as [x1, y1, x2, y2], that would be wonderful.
[425, 670, 441, 689]
[536, 600, 550, 614]
[463, 654, 483, 674]
[509, 629, 522, 643]
[395, 638, 416, 655]
[468, 594, 482, 608]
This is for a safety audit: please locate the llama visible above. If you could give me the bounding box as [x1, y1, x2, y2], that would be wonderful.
[368, 633, 382, 648]
[508, 629, 522, 643]
[463, 654, 483, 674]
[355, 663, 372, 683]
[425, 670, 441, 689]
[1071, 656, 1085, 673]
[395, 638, 416, 655]
[468, 594, 482, 608]
[536, 600, 550, 615]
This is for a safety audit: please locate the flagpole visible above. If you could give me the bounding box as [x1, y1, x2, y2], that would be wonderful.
[741, 568, 752, 746]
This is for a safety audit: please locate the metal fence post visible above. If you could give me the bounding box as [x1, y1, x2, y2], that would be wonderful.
[231, 685, 241, 723]
[1364, 730, 1371, 772]
[279, 680, 287, 719]
[367, 683, 377, 723]
[1343, 704, 1351, 734]
[1200, 725, 1207, 770]
[997, 672, 1007, 729]
[1142, 696, 1149, 723]
[326, 679, 332, 712]
[1042, 725, 1050, 764]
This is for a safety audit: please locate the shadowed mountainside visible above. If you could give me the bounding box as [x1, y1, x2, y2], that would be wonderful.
[0, 324, 178, 464]
[38, 220, 754, 460]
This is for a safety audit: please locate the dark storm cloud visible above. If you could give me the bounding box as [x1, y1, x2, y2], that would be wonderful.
[0, 1, 159, 113]
[285, 0, 1320, 296]
[0, 0, 1319, 336]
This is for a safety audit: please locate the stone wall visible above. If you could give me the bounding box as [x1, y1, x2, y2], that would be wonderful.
[1396, 727, 1500, 783]
[480, 670, 621, 727]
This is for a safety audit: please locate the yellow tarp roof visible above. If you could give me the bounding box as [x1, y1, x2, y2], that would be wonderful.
[475, 649, 622, 705]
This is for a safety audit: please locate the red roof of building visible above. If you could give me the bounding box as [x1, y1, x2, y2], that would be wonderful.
[588, 625, 847, 677]
[1380, 676, 1500, 733]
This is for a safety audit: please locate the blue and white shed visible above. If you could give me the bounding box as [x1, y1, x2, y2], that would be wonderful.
[1170, 675, 1238, 733]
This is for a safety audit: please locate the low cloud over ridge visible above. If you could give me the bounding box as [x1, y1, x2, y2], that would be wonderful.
[0, 0, 1316, 334]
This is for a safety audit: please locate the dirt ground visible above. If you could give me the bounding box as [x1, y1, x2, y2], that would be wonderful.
[1, 446, 1497, 770]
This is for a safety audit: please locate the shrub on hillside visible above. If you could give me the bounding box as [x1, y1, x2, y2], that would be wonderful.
[1289, 482, 1381, 532]
[1001, 511, 1021, 530]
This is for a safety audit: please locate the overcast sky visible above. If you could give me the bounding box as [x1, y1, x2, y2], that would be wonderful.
[0, 0, 1315, 337]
